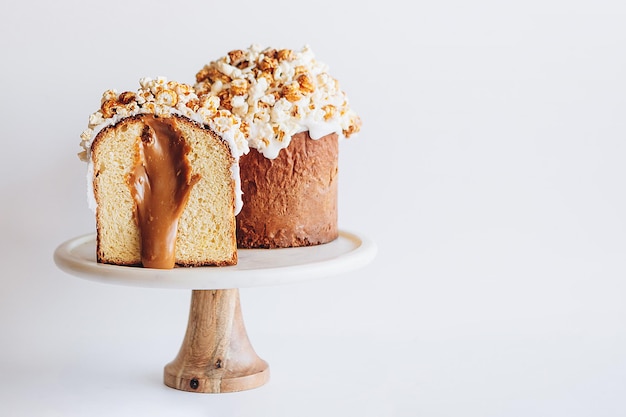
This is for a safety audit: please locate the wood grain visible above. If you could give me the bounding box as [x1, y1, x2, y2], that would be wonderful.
[164, 289, 269, 393]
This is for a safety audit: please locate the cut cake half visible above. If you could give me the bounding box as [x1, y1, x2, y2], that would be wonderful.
[80, 77, 248, 268]
[91, 114, 237, 267]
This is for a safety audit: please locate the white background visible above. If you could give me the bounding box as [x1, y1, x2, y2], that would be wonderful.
[1, 0, 626, 416]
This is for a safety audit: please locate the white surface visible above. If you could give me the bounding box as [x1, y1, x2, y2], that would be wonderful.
[54, 230, 376, 289]
[2, 0, 626, 416]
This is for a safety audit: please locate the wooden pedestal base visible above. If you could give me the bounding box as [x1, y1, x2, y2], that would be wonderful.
[164, 289, 269, 393]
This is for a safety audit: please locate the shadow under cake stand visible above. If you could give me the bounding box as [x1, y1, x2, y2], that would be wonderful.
[54, 230, 377, 393]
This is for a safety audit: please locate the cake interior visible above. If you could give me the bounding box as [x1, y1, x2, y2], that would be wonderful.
[91, 114, 237, 267]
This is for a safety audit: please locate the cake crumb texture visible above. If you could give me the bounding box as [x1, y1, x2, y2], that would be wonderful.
[91, 114, 238, 267]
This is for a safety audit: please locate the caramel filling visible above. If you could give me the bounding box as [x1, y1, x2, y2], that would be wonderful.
[128, 115, 200, 269]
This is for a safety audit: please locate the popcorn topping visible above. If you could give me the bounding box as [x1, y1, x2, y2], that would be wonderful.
[79, 77, 249, 163]
[195, 45, 361, 159]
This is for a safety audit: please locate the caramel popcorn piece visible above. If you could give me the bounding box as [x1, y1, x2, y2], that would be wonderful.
[143, 102, 156, 114]
[343, 116, 362, 137]
[218, 90, 233, 111]
[234, 60, 250, 70]
[294, 65, 308, 77]
[297, 73, 315, 94]
[263, 48, 278, 59]
[259, 71, 274, 85]
[185, 98, 200, 111]
[101, 89, 117, 104]
[277, 49, 295, 61]
[258, 55, 278, 72]
[172, 81, 194, 96]
[196, 66, 230, 84]
[230, 79, 248, 96]
[118, 91, 136, 105]
[322, 104, 336, 120]
[273, 126, 286, 142]
[156, 90, 178, 107]
[240, 121, 250, 138]
[228, 49, 245, 65]
[195, 67, 210, 84]
[100, 99, 117, 118]
[281, 83, 302, 102]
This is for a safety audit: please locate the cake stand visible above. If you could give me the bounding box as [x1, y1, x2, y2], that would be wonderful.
[53, 230, 376, 393]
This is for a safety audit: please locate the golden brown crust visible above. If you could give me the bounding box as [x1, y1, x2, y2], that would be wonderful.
[236, 132, 339, 248]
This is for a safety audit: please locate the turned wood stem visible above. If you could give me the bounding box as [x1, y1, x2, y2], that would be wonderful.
[164, 289, 269, 393]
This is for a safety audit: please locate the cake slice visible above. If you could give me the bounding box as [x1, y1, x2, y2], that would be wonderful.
[79, 77, 248, 268]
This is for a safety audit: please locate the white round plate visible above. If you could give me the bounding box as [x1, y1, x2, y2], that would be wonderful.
[54, 230, 377, 290]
